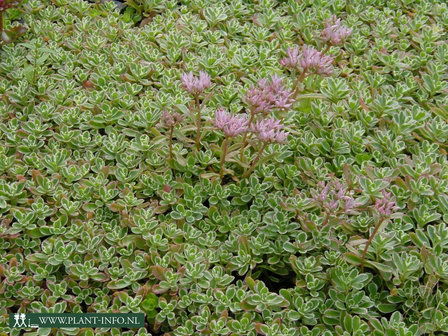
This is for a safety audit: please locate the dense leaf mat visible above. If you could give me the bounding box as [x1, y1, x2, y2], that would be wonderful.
[1, 0, 448, 335]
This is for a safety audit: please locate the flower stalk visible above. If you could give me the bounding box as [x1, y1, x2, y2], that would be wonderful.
[219, 136, 229, 180]
[0, 9, 3, 36]
[239, 107, 255, 162]
[291, 70, 307, 100]
[159, 110, 184, 160]
[194, 94, 201, 151]
[180, 71, 211, 151]
[360, 217, 385, 273]
[360, 190, 398, 272]
[242, 118, 289, 178]
[168, 126, 174, 159]
[214, 108, 249, 179]
[243, 143, 266, 178]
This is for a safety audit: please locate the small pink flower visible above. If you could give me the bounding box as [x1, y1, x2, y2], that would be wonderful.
[300, 45, 334, 76]
[318, 182, 329, 202]
[180, 70, 211, 95]
[274, 130, 289, 143]
[374, 190, 398, 216]
[214, 109, 249, 137]
[313, 179, 358, 212]
[321, 16, 352, 45]
[251, 118, 289, 143]
[279, 47, 300, 69]
[245, 76, 293, 114]
[160, 110, 184, 128]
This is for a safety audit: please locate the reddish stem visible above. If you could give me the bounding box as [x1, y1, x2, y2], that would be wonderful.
[194, 94, 201, 151]
[322, 210, 331, 227]
[168, 126, 174, 159]
[242, 142, 266, 179]
[360, 217, 385, 272]
[0, 11, 3, 37]
[291, 70, 307, 100]
[219, 136, 229, 180]
[239, 107, 255, 162]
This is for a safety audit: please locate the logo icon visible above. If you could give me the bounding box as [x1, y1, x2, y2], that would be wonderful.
[11, 313, 38, 328]
[13, 313, 27, 328]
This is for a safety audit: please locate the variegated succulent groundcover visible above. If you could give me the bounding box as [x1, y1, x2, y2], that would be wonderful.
[1, 0, 448, 335]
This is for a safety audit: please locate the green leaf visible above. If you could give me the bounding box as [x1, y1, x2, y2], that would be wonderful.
[107, 280, 132, 290]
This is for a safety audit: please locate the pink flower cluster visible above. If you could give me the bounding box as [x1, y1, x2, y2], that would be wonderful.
[251, 118, 289, 143]
[321, 16, 352, 45]
[300, 45, 334, 76]
[180, 71, 211, 95]
[214, 109, 249, 137]
[374, 190, 398, 216]
[279, 46, 334, 76]
[160, 110, 184, 128]
[279, 47, 300, 69]
[245, 75, 293, 114]
[314, 180, 356, 211]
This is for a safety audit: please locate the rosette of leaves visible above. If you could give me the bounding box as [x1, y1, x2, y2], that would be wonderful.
[123, 0, 168, 25]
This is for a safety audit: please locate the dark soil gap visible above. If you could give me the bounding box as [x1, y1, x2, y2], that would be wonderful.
[256, 268, 296, 293]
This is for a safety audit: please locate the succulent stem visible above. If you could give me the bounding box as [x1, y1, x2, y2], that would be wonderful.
[243, 142, 266, 178]
[219, 136, 229, 180]
[239, 108, 255, 162]
[195, 94, 201, 151]
[168, 126, 174, 159]
[360, 217, 385, 272]
[291, 70, 307, 100]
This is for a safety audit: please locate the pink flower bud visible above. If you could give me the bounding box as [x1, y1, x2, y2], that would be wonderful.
[245, 76, 293, 114]
[321, 16, 352, 46]
[180, 71, 211, 95]
[214, 108, 249, 137]
[251, 118, 289, 143]
[160, 110, 184, 128]
[300, 45, 334, 76]
[374, 190, 398, 216]
[279, 47, 300, 69]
